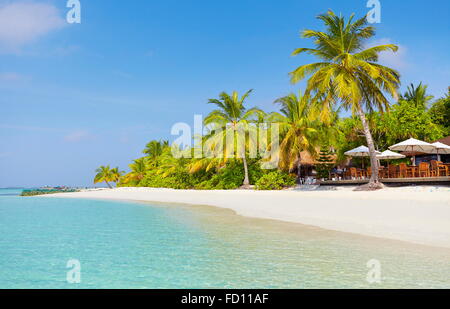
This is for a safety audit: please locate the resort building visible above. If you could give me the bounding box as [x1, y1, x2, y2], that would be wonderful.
[416, 136, 450, 164]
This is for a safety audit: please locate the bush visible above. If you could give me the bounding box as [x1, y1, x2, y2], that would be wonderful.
[192, 160, 268, 190]
[255, 171, 296, 190]
[140, 169, 195, 189]
[128, 158, 270, 191]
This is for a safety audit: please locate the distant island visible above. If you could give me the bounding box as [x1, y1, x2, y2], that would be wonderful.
[21, 187, 80, 197]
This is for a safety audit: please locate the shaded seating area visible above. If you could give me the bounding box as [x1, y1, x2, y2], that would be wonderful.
[338, 163, 449, 180]
[334, 138, 450, 182]
[377, 161, 450, 179]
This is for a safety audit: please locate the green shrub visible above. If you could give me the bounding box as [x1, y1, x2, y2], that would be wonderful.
[316, 146, 334, 179]
[255, 171, 296, 190]
[140, 169, 195, 189]
[131, 158, 270, 190]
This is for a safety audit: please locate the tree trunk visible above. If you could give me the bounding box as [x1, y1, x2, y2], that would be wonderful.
[242, 154, 250, 187]
[105, 181, 113, 189]
[355, 104, 383, 190]
[297, 156, 302, 184]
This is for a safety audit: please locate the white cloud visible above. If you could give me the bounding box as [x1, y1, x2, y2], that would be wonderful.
[367, 38, 408, 70]
[64, 130, 95, 142]
[0, 1, 65, 53]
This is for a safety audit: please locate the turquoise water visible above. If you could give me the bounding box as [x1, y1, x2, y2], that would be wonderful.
[0, 189, 449, 289]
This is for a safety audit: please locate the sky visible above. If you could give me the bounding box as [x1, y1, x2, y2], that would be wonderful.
[1, 0, 449, 187]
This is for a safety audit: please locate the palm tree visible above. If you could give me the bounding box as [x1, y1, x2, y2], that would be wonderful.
[269, 91, 324, 180]
[127, 158, 148, 183]
[290, 11, 401, 190]
[401, 82, 434, 109]
[94, 165, 115, 188]
[204, 90, 263, 188]
[143, 140, 169, 160]
[110, 167, 124, 185]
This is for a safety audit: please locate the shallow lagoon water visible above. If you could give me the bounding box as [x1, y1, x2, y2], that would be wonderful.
[0, 189, 449, 289]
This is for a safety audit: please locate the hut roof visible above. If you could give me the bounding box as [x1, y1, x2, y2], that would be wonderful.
[299, 150, 337, 165]
[436, 136, 450, 147]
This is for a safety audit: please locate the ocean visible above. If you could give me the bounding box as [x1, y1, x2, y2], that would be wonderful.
[0, 188, 449, 288]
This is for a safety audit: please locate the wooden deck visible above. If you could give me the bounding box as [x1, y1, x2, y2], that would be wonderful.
[319, 176, 450, 186]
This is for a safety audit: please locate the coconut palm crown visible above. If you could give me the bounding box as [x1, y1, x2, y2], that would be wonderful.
[290, 10, 401, 189]
[203, 90, 264, 187]
[94, 165, 115, 188]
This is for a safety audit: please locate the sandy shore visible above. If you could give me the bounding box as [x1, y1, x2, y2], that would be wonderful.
[46, 186, 450, 248]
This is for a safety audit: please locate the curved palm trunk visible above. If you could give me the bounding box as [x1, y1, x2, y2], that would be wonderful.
[105, 181, 113, 189]
[242, 154, 250, 187]
[356, 104, 381, 188]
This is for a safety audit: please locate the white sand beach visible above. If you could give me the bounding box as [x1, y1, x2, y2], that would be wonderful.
[47, 186, 450, 249]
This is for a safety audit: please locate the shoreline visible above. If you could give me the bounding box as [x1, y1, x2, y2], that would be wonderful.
[45, 186, 450, 249]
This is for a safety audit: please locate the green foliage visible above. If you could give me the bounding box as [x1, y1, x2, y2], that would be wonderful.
[143, 140, 169, 159]
[194, 160, 266, 190]
[401, 83, 434, 109]
[21, 188, 79, 197]
[255, 171, 296, 191]
[203, 90, 264, 186]
[96, 12, 450, 190]
[140, 169, 195, 190]
[386, 100, 444, 143]
[115, 85, 448, 191]
[336, 96, 447, 160]
[316, 146, 334, 179]
[269, 91, 325, 173]
[428, 95, 450, 135]
[94, 165, 121, 188]
[289, 10, 401, 184]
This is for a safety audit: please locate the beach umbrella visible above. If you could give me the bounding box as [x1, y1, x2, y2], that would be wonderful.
[376, 150, 405, 168]
[376, 150, 406, 160]
[344, 146, 381, 157]
[389, 138, 436, 166]
[344, 146, 381, 168]
[429, 142, 450, 161]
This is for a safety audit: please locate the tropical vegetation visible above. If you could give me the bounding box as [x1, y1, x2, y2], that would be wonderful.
[289, 10, 401, 189]
[94, 11, 448, 191]
[94, 165, 123, 188]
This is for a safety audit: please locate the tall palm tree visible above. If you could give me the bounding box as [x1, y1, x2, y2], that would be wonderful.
[401, 82, 434, 109]
[143, 140, 169, 160]
[290, 10, 401, 189]
[94, 165, 115, 188]
[204, 90, 263, 188]
[269, 91, 324, 180]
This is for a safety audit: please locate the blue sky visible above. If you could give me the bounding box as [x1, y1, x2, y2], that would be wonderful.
[1, 0, 449, 187]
